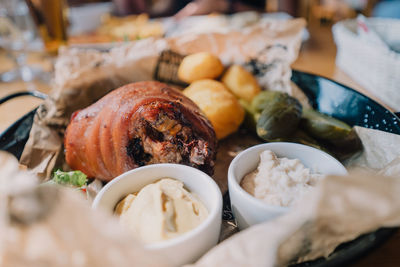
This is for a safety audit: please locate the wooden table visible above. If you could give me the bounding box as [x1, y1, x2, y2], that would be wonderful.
[0, 22, 399, 266]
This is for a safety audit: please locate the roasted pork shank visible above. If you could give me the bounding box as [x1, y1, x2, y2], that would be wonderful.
[64, 81, 217, 181]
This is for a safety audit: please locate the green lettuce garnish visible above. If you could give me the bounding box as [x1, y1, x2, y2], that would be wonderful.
[52, 170, 88, 187]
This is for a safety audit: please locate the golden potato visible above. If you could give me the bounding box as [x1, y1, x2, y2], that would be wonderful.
[183, 79, 245, 139]
[178, 52, 224, 83]
[222, 65, 261, 103]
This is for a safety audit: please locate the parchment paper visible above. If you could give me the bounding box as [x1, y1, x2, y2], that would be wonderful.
[0, 152, 169, 267]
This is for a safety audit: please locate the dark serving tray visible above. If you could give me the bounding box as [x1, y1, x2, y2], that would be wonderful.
[1, 71, 399, 266]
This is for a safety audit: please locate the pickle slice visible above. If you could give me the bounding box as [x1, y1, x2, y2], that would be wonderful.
[256, 95, 302, 141]
[251, 91, 288, 114]
[301, 108, 352, 140]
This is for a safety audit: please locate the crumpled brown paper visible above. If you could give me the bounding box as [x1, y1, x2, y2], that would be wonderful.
[0, 152, 169, 267]
[19, 17, 306, 188]
[190, 172, 400, 267]
[346, 126, 400, 171]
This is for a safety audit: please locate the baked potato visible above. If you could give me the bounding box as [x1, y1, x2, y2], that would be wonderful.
[183, 79, 245, 139]
[222, 65, 261, 103]
[178, 52, 224, 83]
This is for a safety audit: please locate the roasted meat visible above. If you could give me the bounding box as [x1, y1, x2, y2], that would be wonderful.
[64, 81, 217, 181]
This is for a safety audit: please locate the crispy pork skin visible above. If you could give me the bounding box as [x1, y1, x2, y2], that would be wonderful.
[64, 81, 217, 181]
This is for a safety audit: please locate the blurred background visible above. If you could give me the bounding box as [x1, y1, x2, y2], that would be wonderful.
[0, 1, 399, 265]
[0, 0, 399, 131]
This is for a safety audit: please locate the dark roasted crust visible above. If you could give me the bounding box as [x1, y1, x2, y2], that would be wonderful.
[64, 81, 217, 181]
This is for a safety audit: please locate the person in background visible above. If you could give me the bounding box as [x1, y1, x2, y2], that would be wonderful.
[174, 0, 266, 19]
[112, 0, 298, 18]
[113, 0, 187, 17]
[112, 0, 266, 17]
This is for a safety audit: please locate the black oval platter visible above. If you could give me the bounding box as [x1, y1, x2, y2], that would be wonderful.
[0, 71, 399, 266]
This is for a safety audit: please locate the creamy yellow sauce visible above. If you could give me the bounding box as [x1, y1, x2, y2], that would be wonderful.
[115, 178, 208, 244]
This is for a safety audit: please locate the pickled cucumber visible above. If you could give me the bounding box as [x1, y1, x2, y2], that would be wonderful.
[251, 91, 289, 114]
[255, 93, 302, 141]
[301, 109, 352, 140]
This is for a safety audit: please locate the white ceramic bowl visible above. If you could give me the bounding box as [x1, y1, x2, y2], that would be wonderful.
[228, 142, 348, 230]
[93, 164, 222, 266]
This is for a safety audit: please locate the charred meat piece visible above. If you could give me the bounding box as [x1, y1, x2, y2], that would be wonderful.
[64, 81, 217, 181]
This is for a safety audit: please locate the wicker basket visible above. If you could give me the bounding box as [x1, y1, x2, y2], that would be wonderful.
[332, 18, 400, 110]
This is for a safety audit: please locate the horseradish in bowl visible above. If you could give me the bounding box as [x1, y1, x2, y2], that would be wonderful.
[228, 142, 347, 229]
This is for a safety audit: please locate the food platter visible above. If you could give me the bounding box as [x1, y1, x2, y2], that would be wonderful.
[1, 70, 399, 266]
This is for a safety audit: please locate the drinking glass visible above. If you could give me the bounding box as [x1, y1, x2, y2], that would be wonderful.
[0, 0, 40, 82]
[25, 0, 68, 54]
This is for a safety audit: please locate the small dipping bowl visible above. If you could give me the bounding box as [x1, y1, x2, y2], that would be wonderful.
[93, 164, 222, 266]
[228, 142, 348, 230]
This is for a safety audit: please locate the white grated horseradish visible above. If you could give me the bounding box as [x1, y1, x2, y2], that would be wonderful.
[240, 150, 324, 207]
